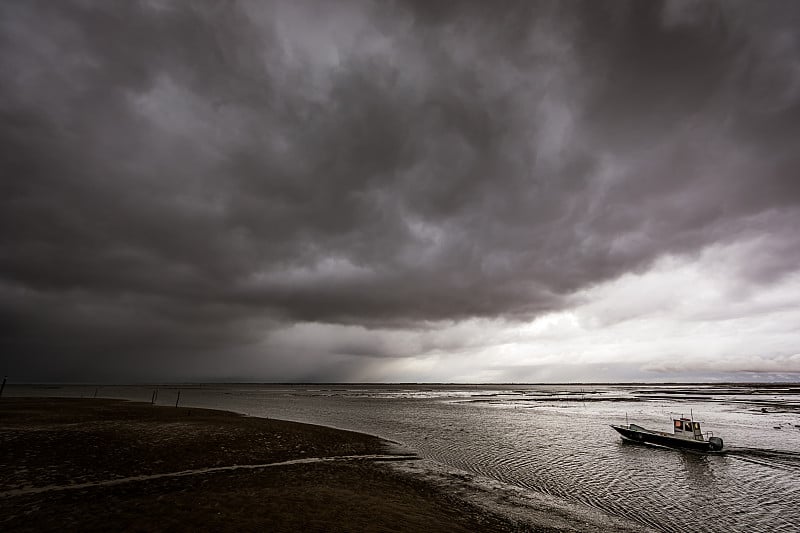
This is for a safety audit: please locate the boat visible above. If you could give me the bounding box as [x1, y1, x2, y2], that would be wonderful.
[611, 415, 724, 452]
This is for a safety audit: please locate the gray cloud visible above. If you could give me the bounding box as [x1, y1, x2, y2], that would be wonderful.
[1, 0, 799, 381]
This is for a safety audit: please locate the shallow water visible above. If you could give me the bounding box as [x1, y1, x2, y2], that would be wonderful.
[10, 383, 800, 532]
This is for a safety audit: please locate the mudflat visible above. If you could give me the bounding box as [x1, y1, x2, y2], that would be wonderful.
[0, 398, 526, 532]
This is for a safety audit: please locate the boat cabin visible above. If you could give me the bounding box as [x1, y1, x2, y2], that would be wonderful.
[673, 417, 705, 441]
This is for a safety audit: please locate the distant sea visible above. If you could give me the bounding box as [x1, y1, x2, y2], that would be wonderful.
[9, 383, 800, 532]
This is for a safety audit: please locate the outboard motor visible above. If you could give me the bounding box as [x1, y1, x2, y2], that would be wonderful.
[708, 436, 724, 451]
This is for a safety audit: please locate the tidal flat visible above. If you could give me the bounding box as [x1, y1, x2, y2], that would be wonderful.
[0, 398, 643, 532]
[5, 384, 799, 532]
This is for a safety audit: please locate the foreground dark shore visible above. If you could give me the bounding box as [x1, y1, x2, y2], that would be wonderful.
[0, 398, 537, 532]
[0, 398, 642, 532]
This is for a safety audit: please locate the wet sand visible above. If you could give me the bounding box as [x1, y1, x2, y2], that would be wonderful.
[0, 398, 644, 532]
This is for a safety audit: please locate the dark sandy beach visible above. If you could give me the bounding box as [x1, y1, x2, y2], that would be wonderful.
[0, 398, 643, 532]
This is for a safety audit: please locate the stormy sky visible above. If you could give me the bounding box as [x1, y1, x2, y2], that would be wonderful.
[2, 0, 799, 383]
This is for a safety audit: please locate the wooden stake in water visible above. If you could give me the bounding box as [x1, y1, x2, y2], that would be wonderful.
[0, 376, 6, 398]
[151, 390, 156, 405]
[175, 390, 181, 408]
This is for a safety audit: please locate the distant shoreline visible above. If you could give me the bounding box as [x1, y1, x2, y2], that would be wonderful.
[6, 381, 800, 386]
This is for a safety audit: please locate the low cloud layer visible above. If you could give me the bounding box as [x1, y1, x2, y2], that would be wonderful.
[2, 1, 799, 381]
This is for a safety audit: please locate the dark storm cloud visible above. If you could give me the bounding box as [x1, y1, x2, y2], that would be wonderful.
[1, 0, 799, 379]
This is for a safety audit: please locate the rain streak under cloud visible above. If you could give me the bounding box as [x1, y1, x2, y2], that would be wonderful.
[1, 0, 799, 382]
